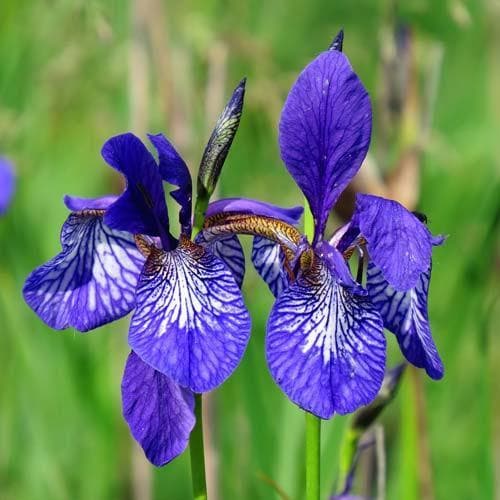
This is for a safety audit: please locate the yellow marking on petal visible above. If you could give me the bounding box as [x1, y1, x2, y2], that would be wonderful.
[299, 247, 316, 273]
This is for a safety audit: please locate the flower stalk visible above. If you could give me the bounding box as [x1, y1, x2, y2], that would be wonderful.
[189, 194, 210, 499]
[190, 394, 208, 500]
[304, 202, 321, 500]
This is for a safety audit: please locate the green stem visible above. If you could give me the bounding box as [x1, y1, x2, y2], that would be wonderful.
[189, 191, 210, 499]
[192, 190, 209, 238]
[305, 412, 321, 500]
[303, 200, 321, 500]
[190, 394, 207, 500]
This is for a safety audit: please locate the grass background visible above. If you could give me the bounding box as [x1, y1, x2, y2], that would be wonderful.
[0, 0, 499, 499]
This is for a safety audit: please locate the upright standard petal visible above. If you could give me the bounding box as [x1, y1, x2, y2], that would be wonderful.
[102, 133, 175, 249]
[353, 194, 434, 290]
[0, 157, 15, 215]
[251, 236, 289, 298]
[122, 351, 195, 466]
[266, 257, 385, 419]
[128, 237, 251, 393]
[206, 197, 303, 226]
[149, 133, 192, 236]
[366, 262, 443, 379]
[195, 232, 245, 288]
[279, 50, 371, 241]
[23, 211, 144, 331]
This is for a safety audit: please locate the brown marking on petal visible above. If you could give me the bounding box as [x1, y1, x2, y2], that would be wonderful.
[298, 250, 326, 288]
[134, 235, 154, 258]
[203, 212, 302, 261]
[299, 247, 316, 273]
[77, 209, 106, 217]
[178, 234, 205, 259]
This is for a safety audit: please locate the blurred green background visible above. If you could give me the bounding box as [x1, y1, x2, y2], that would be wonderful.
[1, 0, 499, 499]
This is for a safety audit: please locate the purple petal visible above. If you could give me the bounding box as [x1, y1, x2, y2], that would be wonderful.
[23, 212, 144, 331]
[0, 157, 15, 215]
[64, 194, 118, 211]
[122, 351, 195, 466]
[148, 133, 192, 236]
[102, 133, 175, 249]
[279, 50, 372, 242]
[266, 257, 385, 419]
[206, 197, 303, 226]
[251, 237, 289, 298]
[315, 240, 366, 295]
[353, 194, 434, 291]
[366, 262, 443, 379]
[195, 232, 245, 288]
[129, 238, 251, 393]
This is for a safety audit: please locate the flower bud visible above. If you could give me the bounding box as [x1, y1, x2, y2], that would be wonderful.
[197, 78, 246, 201]
[329, 29, 344, 52]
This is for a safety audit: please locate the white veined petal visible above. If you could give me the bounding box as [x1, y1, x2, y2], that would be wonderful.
[366, 262, 443, 379]
[23, 211, 144, 331]
[251, 236, 289, 297]
[266, 256, 386, 419]
[128, 239, 251, 393]
[195, 232, 245, 288]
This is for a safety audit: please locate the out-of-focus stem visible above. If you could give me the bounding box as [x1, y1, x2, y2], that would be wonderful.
[337, 426, 359, 493]
[411, 368, 434, 500]
[190, 394, 207, 500]
[375, 425, 386, 500]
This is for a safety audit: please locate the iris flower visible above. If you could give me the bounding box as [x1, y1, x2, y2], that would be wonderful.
[203, 41, 444, 419]
[23, 80, 282, 465]
[0, 157, 15, 215]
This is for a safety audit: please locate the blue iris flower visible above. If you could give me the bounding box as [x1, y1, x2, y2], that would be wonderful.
[268, 44, 444, 418]
[203, 40, 444, 419]
[22, 80, 299, 466]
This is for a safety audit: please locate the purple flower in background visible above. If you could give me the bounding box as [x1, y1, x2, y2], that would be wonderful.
[23, 81, 258, 465]
[203, 41, 444, 419]
[0, 157, 15, 214]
